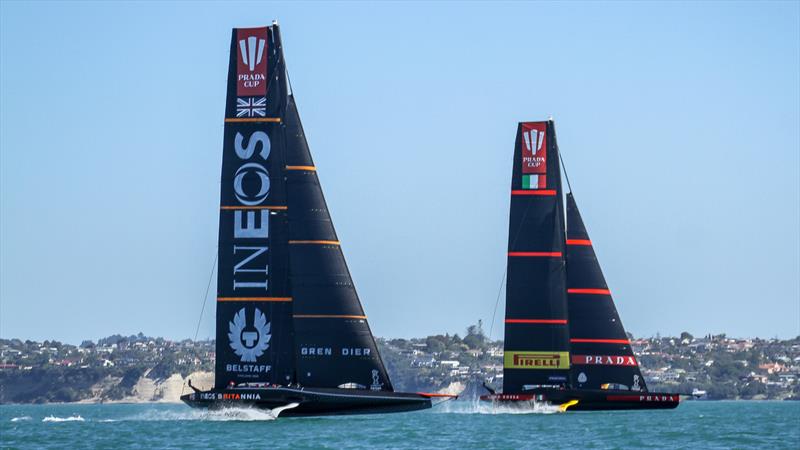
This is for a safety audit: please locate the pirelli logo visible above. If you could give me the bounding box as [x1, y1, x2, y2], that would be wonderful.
[504, 351, 570, 370]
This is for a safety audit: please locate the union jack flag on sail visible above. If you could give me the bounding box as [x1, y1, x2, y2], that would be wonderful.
[236, 97, 267, 117]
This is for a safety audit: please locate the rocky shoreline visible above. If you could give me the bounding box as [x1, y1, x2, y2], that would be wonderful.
[0, 374, 465, 405]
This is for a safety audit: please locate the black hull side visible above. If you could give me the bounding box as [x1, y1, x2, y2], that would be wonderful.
[480, 388, 680, 411]
[181, 387, 431, 417]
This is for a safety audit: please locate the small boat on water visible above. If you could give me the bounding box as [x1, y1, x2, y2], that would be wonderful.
[181, 22, 452, 417]
[480, 120, 680, 411]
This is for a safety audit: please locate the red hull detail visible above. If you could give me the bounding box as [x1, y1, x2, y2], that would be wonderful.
[481, 393, 538, 401]
[480, 388, 680, 411]
[415, 392, 458, 399]
[606, 394, 679, 403]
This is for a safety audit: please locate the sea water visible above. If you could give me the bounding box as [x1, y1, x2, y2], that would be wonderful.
[1, 401, 798, 449]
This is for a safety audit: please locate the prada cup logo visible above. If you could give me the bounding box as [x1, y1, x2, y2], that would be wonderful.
[239, 36, 266, 72]
[228, 307, 271, 362]
[521, 123, 547, 176]
[236, 28, 268, 96]
[522, 129, 545, 156]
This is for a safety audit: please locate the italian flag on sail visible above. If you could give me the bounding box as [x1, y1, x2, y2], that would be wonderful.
[522, 174, 546, 189]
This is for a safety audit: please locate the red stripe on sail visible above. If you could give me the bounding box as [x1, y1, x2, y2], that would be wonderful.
[505, 319, 568, 324]
[568, 288, 611, 295]
[508, 252, 562, 257]
[566, 239, 592, 246]
[570, 338, 630, 344]
[511, 190, 557, 196]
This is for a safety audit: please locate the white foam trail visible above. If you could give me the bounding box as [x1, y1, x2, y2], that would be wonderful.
[127, 406, 283, 422]
[203, 407, 279, 421]
[123, 408, 208, 422]
[42, 415, 85, 422]
[10, 416, 32, 422]
[435, 398, 563, 415]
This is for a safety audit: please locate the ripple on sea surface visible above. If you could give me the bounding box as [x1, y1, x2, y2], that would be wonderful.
[1, 401, 798, 449]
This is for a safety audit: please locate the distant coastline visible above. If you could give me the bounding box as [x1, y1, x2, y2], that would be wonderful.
[2, 330, 799, 404]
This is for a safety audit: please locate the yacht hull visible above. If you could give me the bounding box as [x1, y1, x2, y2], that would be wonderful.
[480, 388, 680, 411]
[181, 386, 432, 417]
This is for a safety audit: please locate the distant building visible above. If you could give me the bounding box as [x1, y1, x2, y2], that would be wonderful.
[759, 362, 786, 374]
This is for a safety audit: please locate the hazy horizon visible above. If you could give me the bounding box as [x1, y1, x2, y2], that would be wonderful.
[2, 329, 798, 347]
[1, 2, 798, 343]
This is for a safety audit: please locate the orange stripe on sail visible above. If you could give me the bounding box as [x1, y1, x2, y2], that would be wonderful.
[511, 190, 557, 196]
[570, 338, 630, 344]
[566, 239, 592, 246]
[505, 319, 568, 324]
[285, 165, 316, 171]
[217, 297, 293, 302]
[224, 117, 281, 123]
[568, 288, 611, 295]
[293, 314, 366, 319]
[508, 252, 562, 257]
[220, 205, 287, 210]
[288, 240, 340, 245]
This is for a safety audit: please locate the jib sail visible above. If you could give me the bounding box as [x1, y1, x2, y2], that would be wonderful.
[502, 121, 571, 393]
[566, 193, 647, 391]
[284, 91, 393, 392]
[215, 26, 293, 388]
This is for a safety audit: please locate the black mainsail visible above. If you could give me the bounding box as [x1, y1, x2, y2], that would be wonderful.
[184, 23, 441, 416]
[482, 119, 679, 411]
[502, 121, 570, 393]
[215, 25, 293, 389]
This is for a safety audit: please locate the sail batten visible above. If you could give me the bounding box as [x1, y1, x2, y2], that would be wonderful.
[505, 319, 569, 324]
[568, 288, 612, 295]
[510, 189, 558, 196]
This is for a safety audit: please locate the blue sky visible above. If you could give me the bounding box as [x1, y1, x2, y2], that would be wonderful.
[1, 1, 798, 343]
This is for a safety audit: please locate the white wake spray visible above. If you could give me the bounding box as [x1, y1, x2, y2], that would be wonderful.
[42, 415, 85, 422]
[125, 404, 299, 422]
[434, 398, 563, 415]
